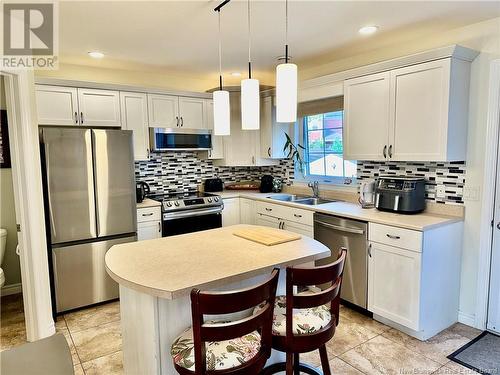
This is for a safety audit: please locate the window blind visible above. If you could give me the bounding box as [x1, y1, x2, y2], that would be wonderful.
[297, 96, 344, 118]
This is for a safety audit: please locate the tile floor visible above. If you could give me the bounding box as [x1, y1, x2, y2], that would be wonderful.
[1, 294, 484, 375]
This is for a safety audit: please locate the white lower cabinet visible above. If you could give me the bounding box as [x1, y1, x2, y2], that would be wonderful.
[282, 220, 314, 237]
[137, 221, 162, 241]
[137, 206, 162, 241]
[222, 198, 241, 227]
[256, 213, 280, 229]
[368, 242, 421, 330]
[240, 198, 256, 225]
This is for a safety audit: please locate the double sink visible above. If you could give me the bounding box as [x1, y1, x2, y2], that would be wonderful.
[267, 194, 338, 206]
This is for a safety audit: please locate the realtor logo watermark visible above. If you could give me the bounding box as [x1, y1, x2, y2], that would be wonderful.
[2, 2, 58, 69]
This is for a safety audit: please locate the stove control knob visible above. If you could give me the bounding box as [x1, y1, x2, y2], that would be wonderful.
[207, 198, 213, 203]
[166, 202, 172, 207]
[174, 201, 180, 207]
[214, 197, 219, 202]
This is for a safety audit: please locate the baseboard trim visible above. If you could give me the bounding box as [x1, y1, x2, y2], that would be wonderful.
[458, 311, 476, 328]
[1, 283, 22, 296]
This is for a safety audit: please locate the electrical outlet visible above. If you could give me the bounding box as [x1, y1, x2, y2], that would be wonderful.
[436, 185, 446, 198]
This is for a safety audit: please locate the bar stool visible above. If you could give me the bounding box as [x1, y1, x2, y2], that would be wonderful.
[261, 248, 347, 375]
[170, 269, 279, 375]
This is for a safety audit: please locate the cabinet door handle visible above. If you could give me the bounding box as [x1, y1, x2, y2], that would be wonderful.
[388, 145, 393, 158]
[252, 156, 255, 165]
[496, 222, 500, 230]
[268, 147, 271, 157]
[80, 112, 84, 124]
[279, 221, 284, 229]
[368, 243, 372, 257]
[383, 145, 387, 158]
[386, 234, 401, 240]
[74, 112, 78, 124]
[158, 221, 161, 233]
[175, 116, 179, 127]
[142, 212, 154, 217]
[265, 208, 273, 212]
[294, 214, 302, 218]
[180, 117, 184, 127]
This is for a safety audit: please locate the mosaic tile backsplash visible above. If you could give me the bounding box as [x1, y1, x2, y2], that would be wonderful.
[357, 161, 466, 205]
[135, 152, 295, 195]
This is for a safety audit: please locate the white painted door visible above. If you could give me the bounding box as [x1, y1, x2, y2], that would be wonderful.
[343, 72, 391, 161]
[204, 100, 224, 159]
[35, 85, 79, 125]
[120, 92, 149, 160]
[137, 221, 162, 241]
[222, 198, 240, 227]
[488, 126, 500, 334]
[390, 60, 450, 161]
[255, 214, 280, 229]
[147, 94, 179, 128]
[240, 198, 256, 225]
[368, 242, 421, 330]
[77, 88, 121, 127]
[179, 97, 205, 129]
[282, 220, 313, 237]
[260, 96, 291, 159]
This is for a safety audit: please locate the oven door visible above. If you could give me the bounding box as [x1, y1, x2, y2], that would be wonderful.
[162, 207, 222, 237]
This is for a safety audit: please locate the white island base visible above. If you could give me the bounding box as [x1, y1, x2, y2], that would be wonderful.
[119, 271, 295, 375]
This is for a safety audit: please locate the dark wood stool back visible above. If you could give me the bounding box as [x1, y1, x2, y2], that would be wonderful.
[284, 248, 347, 352]
[189, 269, 280, 375]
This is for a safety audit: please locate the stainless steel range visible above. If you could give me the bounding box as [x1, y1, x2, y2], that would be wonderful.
[149, 192, 223, 237]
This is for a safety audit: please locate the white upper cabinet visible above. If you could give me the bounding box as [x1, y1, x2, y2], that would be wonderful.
[147, 94, 179, 128]
[343, 57, 470, 162]
[260, 96, 291, 159]
[36, 85, 79, 126]
[120, 92, 149, 161]
[204, 99, 224, 160]
[343, 72, 391, 161]
[178, 97, 205, 129]
[77, 88, 121, 127]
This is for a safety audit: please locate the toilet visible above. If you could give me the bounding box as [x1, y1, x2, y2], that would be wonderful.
[0, 228, 7, 287]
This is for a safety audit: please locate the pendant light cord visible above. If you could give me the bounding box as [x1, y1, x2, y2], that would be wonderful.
[247, 0, 252, 79]
[218, 10, 223, 90]
[285, 0, 289, 63]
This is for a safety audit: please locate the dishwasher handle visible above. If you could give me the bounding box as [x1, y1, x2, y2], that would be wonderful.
[315, 220, 365, 235]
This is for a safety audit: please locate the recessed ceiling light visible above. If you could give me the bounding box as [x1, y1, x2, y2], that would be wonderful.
[231, 72, 242, 77]
[88, 51, 104, 59]
[358, 25, 379, 35]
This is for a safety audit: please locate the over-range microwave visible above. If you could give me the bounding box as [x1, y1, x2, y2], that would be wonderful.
[149, 128, 212, 152]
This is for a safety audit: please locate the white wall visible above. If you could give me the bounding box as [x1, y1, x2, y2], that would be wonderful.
[0, 76, 22, 290]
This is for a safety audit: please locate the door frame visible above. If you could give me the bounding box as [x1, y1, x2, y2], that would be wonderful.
[1, 69, 55, 341]
[475, 59, 500, 330]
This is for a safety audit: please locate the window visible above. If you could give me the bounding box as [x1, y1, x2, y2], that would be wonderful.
[303, 110, 357, 182]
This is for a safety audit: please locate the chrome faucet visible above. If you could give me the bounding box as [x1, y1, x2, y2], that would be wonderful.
[308, 181, 320, 198]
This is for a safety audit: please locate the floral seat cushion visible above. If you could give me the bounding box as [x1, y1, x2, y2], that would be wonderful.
[255, 295, 332, 336]
[170, 323, 261, 372]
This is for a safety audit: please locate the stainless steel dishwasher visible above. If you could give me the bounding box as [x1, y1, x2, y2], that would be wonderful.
[314, 213, 368, 309]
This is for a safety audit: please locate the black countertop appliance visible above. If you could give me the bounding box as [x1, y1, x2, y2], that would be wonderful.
[204, 178, 224, 192]
[136, 181, 150, 203]
[260, 175, 274, 193]
[375, 176, 426, 214]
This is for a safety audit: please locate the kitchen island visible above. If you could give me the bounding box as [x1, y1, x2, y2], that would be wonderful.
[105, 224, 330, 375]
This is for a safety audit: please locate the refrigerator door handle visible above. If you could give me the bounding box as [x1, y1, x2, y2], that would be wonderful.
[85, 130, 97, 238]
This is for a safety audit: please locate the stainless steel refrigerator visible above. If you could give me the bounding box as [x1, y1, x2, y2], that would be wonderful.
[40, 128, 137, 313]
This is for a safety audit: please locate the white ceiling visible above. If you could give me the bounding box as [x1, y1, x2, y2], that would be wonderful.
[59, 1, 500, 81]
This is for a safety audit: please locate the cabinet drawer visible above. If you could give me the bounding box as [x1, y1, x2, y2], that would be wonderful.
[280, 207, 313, 226]
[256, 201, 283, 217]
[369, 223, 422, 252]
[137, 207, 161, 223]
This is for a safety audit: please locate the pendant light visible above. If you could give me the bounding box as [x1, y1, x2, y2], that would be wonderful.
[213, 8, 230, 136]
[276, 0, 297, 123]
[241, 0, 260, 130]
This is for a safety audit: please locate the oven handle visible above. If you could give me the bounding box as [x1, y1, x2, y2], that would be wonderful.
[163, 206, 223, 220]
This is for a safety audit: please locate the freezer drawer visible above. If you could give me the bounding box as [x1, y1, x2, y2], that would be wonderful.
[52, 236, 136, 313]
[314, 213, 368, 308]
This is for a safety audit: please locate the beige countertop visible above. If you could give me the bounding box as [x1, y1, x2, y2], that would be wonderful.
[105, 224, 330, 299]
[136, 198, 161, 209]
[218, 190, 462, 231]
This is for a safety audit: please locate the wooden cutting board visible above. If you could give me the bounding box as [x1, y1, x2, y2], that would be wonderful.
[233, 227, 301, 246]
